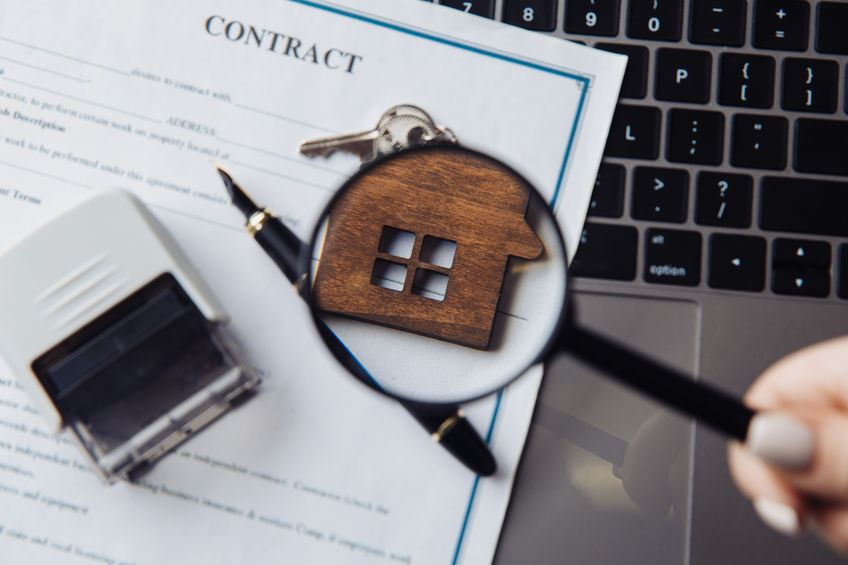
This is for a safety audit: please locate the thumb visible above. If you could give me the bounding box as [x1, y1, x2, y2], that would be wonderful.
[747, 410, 848, 503]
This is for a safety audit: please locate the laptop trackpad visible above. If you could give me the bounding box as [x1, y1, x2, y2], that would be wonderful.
[496, 292, 700, 565]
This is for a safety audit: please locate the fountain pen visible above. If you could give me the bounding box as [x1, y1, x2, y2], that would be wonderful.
[215, 166, 496, 476]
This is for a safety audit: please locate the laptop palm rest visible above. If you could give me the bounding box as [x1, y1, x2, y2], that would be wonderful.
[497, 291, 700, 564]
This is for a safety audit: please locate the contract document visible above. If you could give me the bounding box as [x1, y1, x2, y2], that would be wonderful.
[0, 1, 625, 563]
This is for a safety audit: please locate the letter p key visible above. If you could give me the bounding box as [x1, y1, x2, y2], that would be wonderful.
[676, 68, 688, 83]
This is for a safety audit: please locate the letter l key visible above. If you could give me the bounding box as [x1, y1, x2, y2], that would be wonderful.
[604, 105, 661, 159]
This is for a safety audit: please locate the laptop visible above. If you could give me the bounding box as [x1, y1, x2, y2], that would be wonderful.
[420, 1, 848, 563]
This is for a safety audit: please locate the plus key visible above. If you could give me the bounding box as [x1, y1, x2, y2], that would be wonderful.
[753, 0, 810, 51]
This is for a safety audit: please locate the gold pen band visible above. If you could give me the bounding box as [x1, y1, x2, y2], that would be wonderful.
[293, 272, 308, 293]
[246, 209, 270, 235]
[431, 409, 465, 442]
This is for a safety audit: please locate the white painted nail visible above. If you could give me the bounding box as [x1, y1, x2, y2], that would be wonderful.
[754, 498, 802, 537]
[745, 412, 815, 471]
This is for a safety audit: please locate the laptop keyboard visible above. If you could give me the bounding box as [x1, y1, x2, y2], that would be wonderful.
[432, 0, 848, 301]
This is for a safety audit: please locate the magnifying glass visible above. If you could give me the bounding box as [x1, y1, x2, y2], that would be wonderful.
[305, 145, 760, 446]
[218, 143, 811, 471]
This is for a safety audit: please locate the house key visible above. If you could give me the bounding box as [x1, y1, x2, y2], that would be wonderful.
[298, 105, 456, 164]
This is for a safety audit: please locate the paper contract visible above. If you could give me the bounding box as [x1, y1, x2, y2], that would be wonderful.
[0, 1, 625, 563]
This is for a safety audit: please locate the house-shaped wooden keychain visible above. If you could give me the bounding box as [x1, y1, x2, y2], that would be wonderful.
[312, 147, 544, 350]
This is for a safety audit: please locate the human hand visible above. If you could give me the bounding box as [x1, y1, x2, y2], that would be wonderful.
[729, 336, 848, 555]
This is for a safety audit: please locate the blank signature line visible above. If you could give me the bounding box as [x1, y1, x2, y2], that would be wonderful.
[0, 55, 90, 83]
[0, 36, 129, 76]
[0, 159, 94, 189]
[3, 77, 160, 123]
[234, 103, 338, 134]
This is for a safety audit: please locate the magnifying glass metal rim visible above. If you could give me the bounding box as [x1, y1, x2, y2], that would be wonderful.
[303, 143, 572, 406]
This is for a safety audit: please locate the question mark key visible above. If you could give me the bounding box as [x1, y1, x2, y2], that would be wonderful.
[695, 172, 753, 228]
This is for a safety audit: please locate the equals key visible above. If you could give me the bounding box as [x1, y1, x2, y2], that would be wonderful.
[753, 0, 810, 51]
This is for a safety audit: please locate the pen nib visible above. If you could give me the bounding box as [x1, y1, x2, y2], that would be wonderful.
[214, 164, 260, 219]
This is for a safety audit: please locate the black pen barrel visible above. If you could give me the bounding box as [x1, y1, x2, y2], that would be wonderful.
[317, 319, 496, 476]
[561, 324, 754, 442]
[217, 169, 496, 475]
[250, 211, 307, 284]
[251, 210, 497, 475]
[402, 400, 496, 476]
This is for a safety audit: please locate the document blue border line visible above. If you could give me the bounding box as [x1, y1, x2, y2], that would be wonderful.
[287, 1, 588, 561]
[450, 390, 503, 565]
[288, 0, 589, 209]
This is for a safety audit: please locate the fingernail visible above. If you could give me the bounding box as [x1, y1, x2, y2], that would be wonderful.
[754, 498, 802, 537]
[745, 412, 814, 471]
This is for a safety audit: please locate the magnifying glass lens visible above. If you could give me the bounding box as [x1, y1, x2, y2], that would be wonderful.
[307, 146, 568, 405]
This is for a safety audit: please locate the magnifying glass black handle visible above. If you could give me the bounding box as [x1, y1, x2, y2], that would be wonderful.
[560, 324, 755, 442]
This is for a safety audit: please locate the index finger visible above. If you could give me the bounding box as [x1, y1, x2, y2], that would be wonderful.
[745, 336, 848, 412]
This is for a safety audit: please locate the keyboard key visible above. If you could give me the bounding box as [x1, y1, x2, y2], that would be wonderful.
[644, 228, 701, 286]
[439, 0, 495, 17]
[773, 238, 830, 269]
[695, 171, 753, 228]
[689, 0, 746, 46]
[816, 2, 848, 55]
[730, 114, 787, 170]
[604, 104, 661, 159]
[588, 163, 625, 218]
[571, 223, 638, 280]
[655, 48, 712, 103]
[760, 176, 848, 237]
[503, 0, 556, 30]
[782, 58, 839, 113]
[595, 43, 649, 99]
[667, 109, 724, 165]
[708, 234, 766, 292]
[772, 237, 831, 298]
[627, 0, 683, 41]
[838, 245, 848, 299]
[718, 53, 775, 108]
[753, 0, 810, 51]
[565, 0, 620, 36]
[773, 268, 829, 297]
[795, 118, 848, 176]
[631, 166, 688, 222]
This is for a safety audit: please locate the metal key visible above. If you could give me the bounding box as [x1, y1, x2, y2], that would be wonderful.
[374, 113, 440, 156]
[299, 105, 455, 164]
[298, 127, 382, 162]
[381, 104, 440, 130]
[298, 105, 437, 161]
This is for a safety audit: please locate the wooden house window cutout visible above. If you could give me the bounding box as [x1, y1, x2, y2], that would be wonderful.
[373, 229, 456, 301]
[312, 148, 544, 350]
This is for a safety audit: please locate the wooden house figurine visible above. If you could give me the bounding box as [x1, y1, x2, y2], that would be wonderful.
[312, 147, 543, 350]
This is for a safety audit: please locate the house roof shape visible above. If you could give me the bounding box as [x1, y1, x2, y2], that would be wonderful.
[312, 146, 544, 349]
